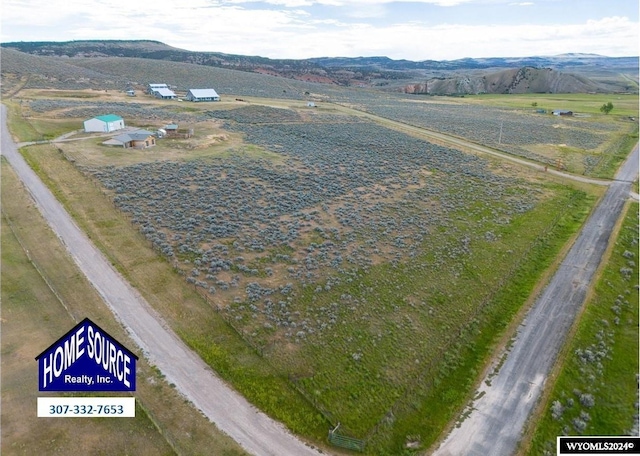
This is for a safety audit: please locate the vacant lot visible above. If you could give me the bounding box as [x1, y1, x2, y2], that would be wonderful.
[11, 89, 604, 453]
[0, 159, 247, 456]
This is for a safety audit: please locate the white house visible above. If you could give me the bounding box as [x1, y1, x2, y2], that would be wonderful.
[83, 114, 125, 133]
[186, 89, 220, 102]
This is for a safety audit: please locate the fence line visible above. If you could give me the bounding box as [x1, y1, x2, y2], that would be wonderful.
[2, 209, 78, 323]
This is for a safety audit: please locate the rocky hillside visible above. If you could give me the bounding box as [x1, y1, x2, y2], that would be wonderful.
[403, 67, 608, 95]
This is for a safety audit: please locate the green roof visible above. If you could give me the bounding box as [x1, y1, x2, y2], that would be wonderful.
[96, 114, 123, 122]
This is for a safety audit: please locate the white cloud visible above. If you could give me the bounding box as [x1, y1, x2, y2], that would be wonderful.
[1, 0, 637, 60]
[223, 0, 476, 5]
[226, 0, 315, 6]
[248, 15, 638, 59]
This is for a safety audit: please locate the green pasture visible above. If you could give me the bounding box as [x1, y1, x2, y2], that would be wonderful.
[590, 126, 639, 178]
[464, 93, 639, 118]
[524, 202, 639, 456]
[3, 100, 83, 142]
[274, 185, 595, 453]
[28, 118, 83, 140]
[3, 101, 41, 142]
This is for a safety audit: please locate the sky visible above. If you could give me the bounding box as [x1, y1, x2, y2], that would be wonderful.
[1, 0, 638, 60]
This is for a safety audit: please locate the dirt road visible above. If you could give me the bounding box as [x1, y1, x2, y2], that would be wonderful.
[1, 105, 323, 456]
[435, 144, 638, 456]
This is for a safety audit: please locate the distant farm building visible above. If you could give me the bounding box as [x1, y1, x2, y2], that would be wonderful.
[102, 130, 156, 149]
[148, 83, 169, 94]
[153, 88, 177, 100]
[84, 114, 125, 133]
[553, 110, 573, 116]
[186, 89, 220, 102]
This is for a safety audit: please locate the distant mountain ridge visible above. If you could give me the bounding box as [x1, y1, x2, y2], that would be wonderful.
[307, 54, 638, 71]
[2, 40, 638, 94]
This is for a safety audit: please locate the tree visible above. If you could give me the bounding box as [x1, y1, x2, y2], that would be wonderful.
[600, 101, 614, 115]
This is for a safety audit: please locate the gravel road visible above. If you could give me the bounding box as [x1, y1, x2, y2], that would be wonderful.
[435, 144, 638, 456]
[1, 104, 323, 456]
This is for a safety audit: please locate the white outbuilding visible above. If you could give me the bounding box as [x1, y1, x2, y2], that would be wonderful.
[148, 83, 169, 94]
[83, 114, 125, 133]
[153, 88, 177, 99]
[186, 89, 220, 102]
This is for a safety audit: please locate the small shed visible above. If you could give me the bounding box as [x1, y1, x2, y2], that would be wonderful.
[186, 89, 220, 102]
[164, 124, 179, 136]
[84, 114, 125, 133]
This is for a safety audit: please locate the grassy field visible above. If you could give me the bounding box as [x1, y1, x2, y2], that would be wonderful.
[464, 93, 639, 117]
[0, 159, 248, 456]
[9, 88, 605, 454]
[3, 101, 43, 143]
[521, 202, 639, 456]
